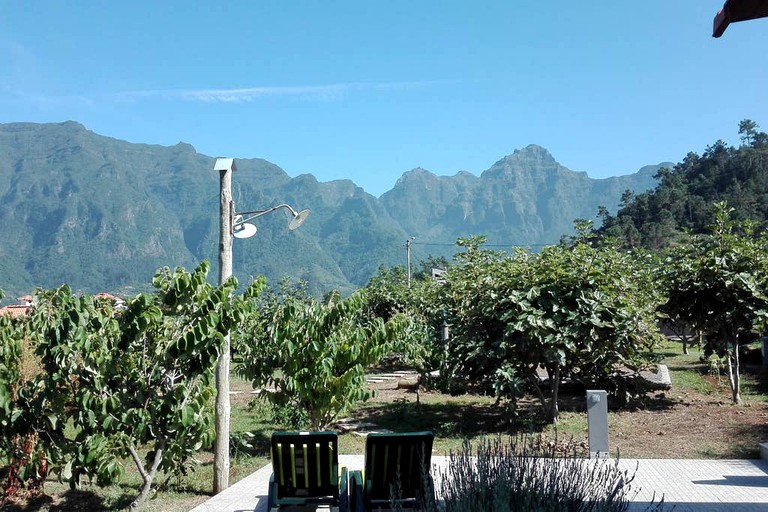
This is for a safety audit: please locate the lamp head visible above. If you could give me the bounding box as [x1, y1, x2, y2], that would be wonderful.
[233, 222, 257, 239]
[288, 208, 311, 231]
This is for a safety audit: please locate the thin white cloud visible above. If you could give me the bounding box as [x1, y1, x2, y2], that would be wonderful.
[177, 84, 349, 102]
[111, 80, 445, 103]
[1, 80, 450, 112]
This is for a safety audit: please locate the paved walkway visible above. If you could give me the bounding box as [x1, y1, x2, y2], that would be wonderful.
[190, 456, 768, 512]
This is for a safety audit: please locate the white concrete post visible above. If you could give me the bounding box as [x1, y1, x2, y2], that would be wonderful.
[587, 389, 609, 458]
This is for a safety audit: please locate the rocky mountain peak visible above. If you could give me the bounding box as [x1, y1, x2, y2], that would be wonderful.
[0, 121, 661, 300]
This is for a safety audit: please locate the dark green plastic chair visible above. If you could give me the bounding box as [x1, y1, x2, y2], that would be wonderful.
[349, 431, 435, 511]
[268, 431, 348, 512]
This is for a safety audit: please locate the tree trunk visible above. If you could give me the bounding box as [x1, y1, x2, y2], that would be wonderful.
[730, 346, 742, 404]
[529, 374, 547, 410]
[129, 440, 166, 511]
[726, 347, 742, 405]
[678, 327, 696, 355]
[547, 366, 561, 423]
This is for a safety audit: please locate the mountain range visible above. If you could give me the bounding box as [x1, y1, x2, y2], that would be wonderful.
[0, 121, 665, 301]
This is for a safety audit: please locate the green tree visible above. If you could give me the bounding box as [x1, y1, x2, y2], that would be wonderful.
[443, 232, 664, 421]
[739, 119, 758, 146]
[0, 295, 48, 495]
[363, 265, 411, 321]
[598, 121, 768, 249]
[662, 203, 768, 404]
[413, 255, 450, 281]
[440, 235, 523, 399]
[235, 290, 407, 430]
[0, 262, 260, 510]
[361, 264, 446, 373]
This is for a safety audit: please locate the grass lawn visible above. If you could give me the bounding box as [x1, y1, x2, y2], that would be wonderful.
[2, 340, 767, 511]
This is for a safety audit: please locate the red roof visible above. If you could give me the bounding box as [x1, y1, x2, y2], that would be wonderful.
[94, 292, 124, 303]
[0, 305, 31, 318]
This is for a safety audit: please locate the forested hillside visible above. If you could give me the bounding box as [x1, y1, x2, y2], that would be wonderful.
[598, 121, 768, 248]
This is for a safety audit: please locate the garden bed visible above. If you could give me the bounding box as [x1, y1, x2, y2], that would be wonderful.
[2, 342, 767, 511]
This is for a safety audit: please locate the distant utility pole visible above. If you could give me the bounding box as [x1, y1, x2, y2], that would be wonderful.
[406, 236, 415, 288]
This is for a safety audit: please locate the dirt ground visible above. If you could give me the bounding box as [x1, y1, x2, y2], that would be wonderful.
[607, 374, 768, 458]
[356, 366, 768, 459]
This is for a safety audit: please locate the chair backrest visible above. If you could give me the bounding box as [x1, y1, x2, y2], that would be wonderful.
[362, 431, 434, 507]
[271, 431, 339, 501]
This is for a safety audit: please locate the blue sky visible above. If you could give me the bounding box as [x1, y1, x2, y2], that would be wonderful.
[1, 1, 767, 196]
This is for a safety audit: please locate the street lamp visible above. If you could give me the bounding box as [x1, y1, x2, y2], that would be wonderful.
[212, 157, 309, 493]
[232, 204, 311, 239]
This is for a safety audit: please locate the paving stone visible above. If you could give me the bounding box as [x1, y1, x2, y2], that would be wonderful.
[191, 457, 768, 512]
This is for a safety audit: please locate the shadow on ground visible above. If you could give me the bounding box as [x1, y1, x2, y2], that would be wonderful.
[357, 386, 683, 441]
[0, 488, 134, 512]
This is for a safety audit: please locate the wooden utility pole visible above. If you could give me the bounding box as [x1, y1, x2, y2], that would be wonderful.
[213, 158, 236, 493]
[406, 236, 415, 288]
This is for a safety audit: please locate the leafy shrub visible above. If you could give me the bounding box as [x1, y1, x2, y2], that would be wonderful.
[442, 234, 665, 422]
[253, 400, 310, 430]
[1, 262, 261, 510]
[0, 308, 50, 497]
[236, 290, 408, 430]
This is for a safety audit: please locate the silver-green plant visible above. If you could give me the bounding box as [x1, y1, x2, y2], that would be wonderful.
[390, 435, 665, 512]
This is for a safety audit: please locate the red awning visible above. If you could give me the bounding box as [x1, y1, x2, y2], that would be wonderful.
[713, 0, 768, 37]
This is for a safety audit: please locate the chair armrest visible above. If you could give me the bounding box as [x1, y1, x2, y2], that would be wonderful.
[348, 470, 364, 512]
[339, 467, 349, 512]
[267, 473, 277, 511]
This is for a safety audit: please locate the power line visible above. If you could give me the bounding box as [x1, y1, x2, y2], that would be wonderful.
[412, 241, 552, 248]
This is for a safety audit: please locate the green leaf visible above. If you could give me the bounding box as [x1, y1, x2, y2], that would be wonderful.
[62, 460, 73, 480]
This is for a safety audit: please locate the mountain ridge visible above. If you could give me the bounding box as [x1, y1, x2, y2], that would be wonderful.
[0, 121, 665, 301]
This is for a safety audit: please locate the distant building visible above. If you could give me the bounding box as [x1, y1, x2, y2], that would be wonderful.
[0, 296, 33, 318]
[0, 292, 126, 318]
[431, 267, 447, 285]
[0, 304, 31, 318]
[94, 292, 123, 302]
[94, 292, 126, 308]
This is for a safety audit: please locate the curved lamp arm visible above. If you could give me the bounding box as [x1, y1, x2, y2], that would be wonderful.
[232, 203, 310, 237]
